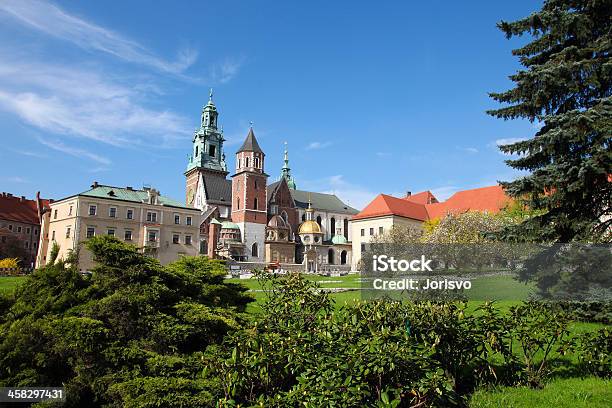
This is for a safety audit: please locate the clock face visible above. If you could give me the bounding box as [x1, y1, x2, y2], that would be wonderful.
[187, 189, 195, 203]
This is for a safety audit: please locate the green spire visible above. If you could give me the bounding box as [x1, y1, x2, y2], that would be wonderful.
[280, 141, 296, 189]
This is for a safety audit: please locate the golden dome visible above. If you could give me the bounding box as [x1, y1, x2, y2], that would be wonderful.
[298, 220, 322, 234]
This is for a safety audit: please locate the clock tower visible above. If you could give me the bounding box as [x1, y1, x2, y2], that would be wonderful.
[185, 90, 231, 218]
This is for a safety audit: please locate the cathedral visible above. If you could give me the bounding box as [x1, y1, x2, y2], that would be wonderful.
[185, 92, 358, 272]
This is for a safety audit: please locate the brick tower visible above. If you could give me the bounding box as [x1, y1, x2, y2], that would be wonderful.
[231, 127, 268, 262]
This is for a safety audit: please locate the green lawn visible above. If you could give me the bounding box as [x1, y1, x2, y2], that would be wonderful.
[0, 276, 25, 295]
[469, 377, 612, 408]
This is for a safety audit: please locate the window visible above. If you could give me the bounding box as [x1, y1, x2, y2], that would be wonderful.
[245, 157, 250, 167]
[148, 230, 157, 242]
[195, 145, 199, 157]
[124, 230, 132, 241]
[186, 216, 192, 226]
[127, 209, 133, 219]
[316, 216, 322, 227]
[255, 157, 260, 168]
[8, 224, 12, 231]
[185, 235, 192, 245]
[302, 214, 306, 222]
[237, 198, 240, 210]
[69, 205, 73, 216]
[17, 226, 22, 233]
[361, 243, 366, 252]
[86, 227, 95, 238]
[107, 229, 115, 237]
[54, 209, 58, 219]
[379, 226, 384, 235]
[254, 198, 258, 210]
[360, 228, 365, 237]
[109, 207, 117, 218]
[174, 214, 180, 224]
[34, 242, 37, 249]
[65, 227, 71, 238]
[254, 180, 258, 189]
[370, 228, 374, 236]
[26, 227, 31, 234]
[251, 242, 258, 257]
[89, 205, 97, 216]
[25, 241, 29, 249]
[208, 144, 216, 157]
[51, 230, 56, 240]
[147, 211, 157, 222]
[173, 234, 180, 244]
[34, 228, 38, 236]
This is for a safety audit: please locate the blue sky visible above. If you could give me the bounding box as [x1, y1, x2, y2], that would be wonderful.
[0, 0, 541, 209]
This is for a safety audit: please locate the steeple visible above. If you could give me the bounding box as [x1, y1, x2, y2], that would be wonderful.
[201, 88, 218, 130]
[238, 127, 264, 154]
[280, 142, 297, 189]
[186, 90, 227, 174]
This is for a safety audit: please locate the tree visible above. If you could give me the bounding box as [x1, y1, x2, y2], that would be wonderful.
[0, 236, 253, 407]
[488, 0, 612, 243]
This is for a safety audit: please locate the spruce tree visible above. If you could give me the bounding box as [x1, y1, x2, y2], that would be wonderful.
[488, 0, 611, 242]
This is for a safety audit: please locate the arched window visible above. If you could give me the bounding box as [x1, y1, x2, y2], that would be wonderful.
[343, 218, 349, 240]
[237, 198, 240, 210]
[251, 243, 258, 257]
[254, 198, 258, 210]
[245, 157, 250, 167]
[301, 213, 306, 222]
[195, 146, 199, 157]
[330, 217, 336, 236]
[328, 248, 334, 265]
[316, 215, 322, 227]
[340, 250, 347, 265]
[254, 180, 258, 189]
[255, 157, 260, 168]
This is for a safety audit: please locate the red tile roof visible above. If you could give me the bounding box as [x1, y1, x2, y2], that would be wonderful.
[403, 191, 438, 205]
[352, 194, 430, 221]
[0, 193, 43, 225]
[353, 185, 511, 221]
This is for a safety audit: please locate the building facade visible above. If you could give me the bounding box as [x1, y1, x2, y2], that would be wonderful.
[350, 186, 512, 269]
[0, 192, 50, 268]
[41, 183, 201, 271]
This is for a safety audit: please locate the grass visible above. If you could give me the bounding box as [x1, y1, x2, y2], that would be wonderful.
[228, 273, 536, 314]
[469, 377, 612, 407]
[0, 276, 25, 295]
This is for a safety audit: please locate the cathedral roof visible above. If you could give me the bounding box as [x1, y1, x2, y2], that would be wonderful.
[237, 128, 264, 154]
[202, 176, 232, 205]
[267, 181, 358, 214]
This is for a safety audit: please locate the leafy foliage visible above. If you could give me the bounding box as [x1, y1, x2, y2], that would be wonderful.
[203, 273, 591, 406]
[488, 0, 612, 242]
[0, 235, 253, 407]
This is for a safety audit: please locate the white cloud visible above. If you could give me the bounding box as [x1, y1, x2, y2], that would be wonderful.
[495, 137, 526, 146]
[37, 137, 111, 165]
[430, 185, 459, 201]
[10, 149, 47, 158]
[458, 147, 478, 154]
[306, 141, 332, 150]
[0, 59, 191, 146]
[0, 0, 197, 75]
[302, 174, 377, 211]
[209, 57, 246, 84]
[2, 176, 29, 183]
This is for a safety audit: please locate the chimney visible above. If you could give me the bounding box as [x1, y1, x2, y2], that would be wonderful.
[20, 196, 25, 202]
[406, 191, 412, 197]
[148, 188, 159, 204]
[91, 181, 99, 188]
[126, 186, 133, 191]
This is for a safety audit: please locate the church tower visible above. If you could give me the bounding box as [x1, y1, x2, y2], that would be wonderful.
[185, 90, 229, 213]
[280, 142, 297, 190]
[231, 126, 268, 261]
